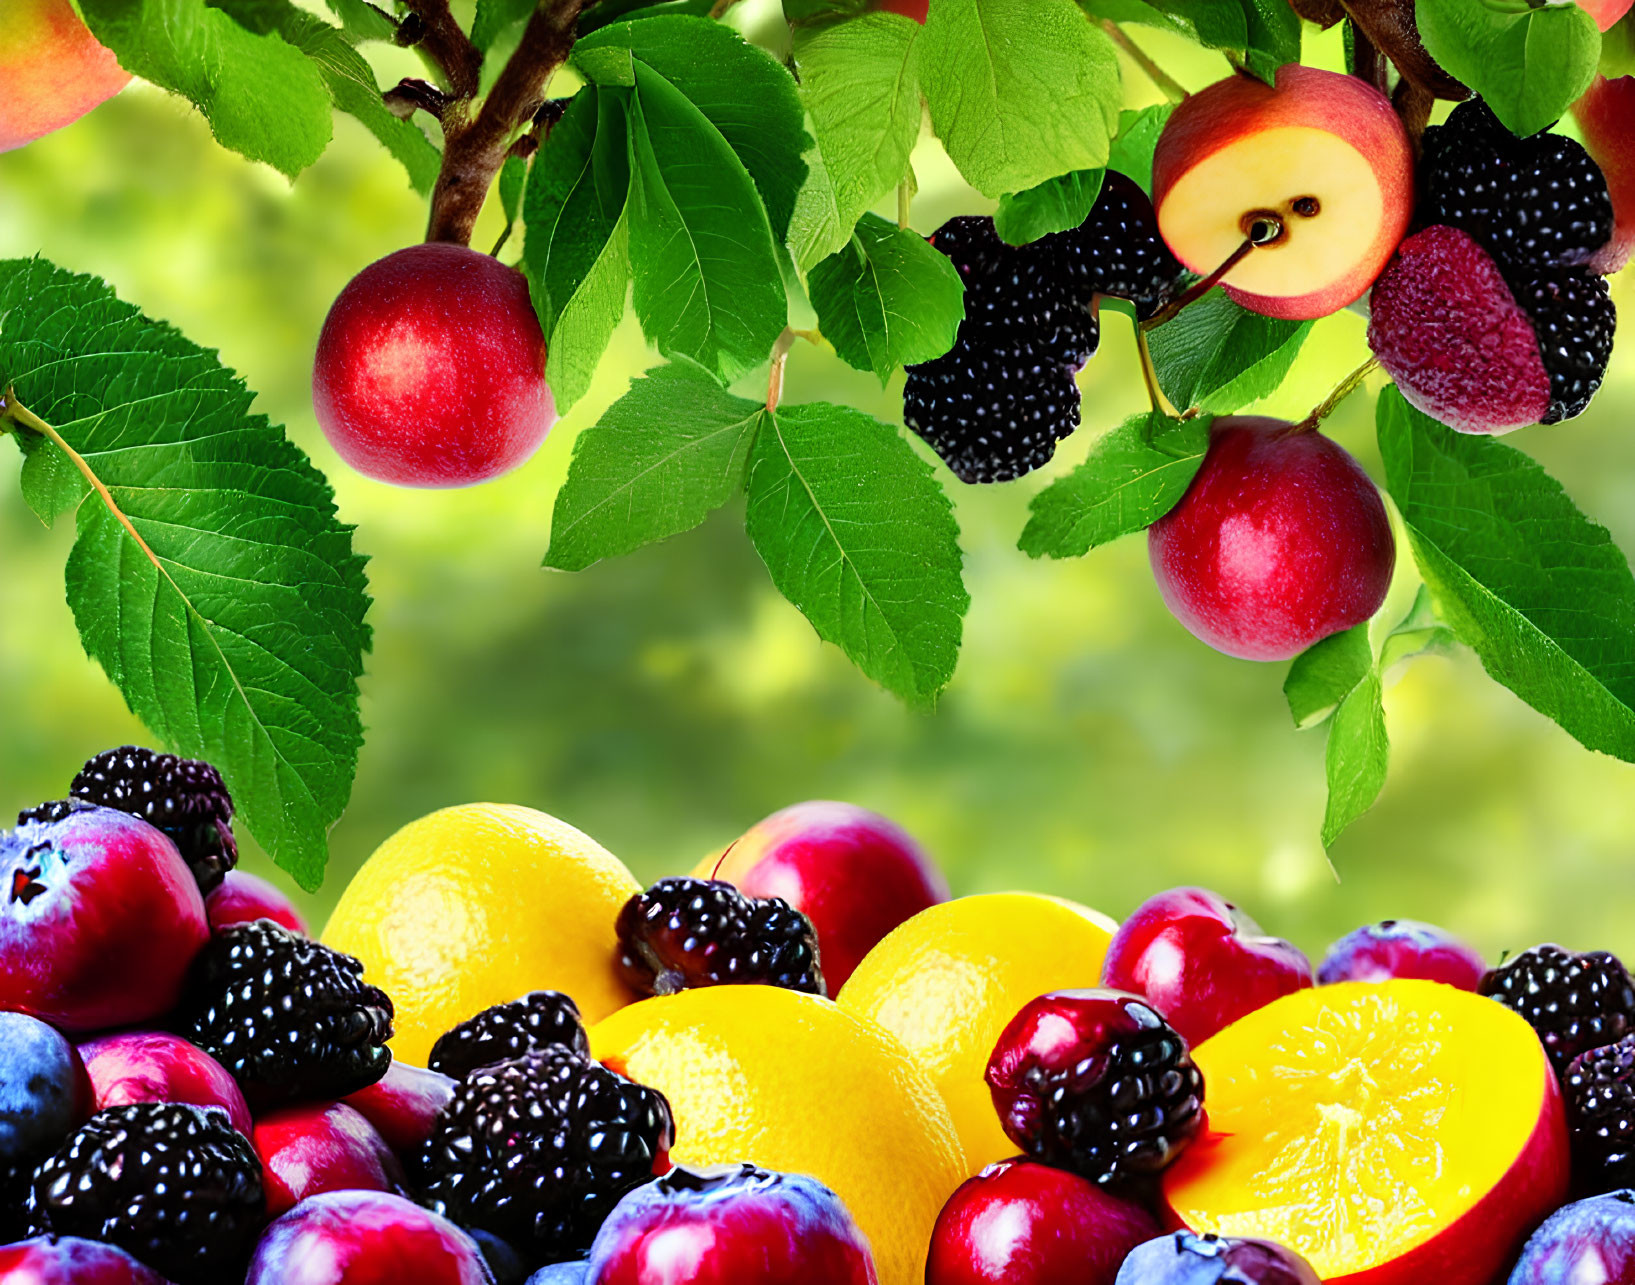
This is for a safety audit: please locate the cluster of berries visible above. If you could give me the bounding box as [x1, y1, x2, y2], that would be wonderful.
[0, 747, 863, 1285]
[903, 174, 1187, 484]
[1370, 100, 1620, 433]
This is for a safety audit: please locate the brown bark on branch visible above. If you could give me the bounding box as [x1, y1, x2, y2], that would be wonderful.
[425, 0, 594, 248]
[400, 0, 483, 99]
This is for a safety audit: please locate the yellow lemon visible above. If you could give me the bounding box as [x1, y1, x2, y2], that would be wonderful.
[837, 892, 1118, 1175]
[590, 986, 966, 1285]
[324, 803, 640, 1067]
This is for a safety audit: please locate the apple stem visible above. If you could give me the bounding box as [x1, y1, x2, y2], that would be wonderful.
[766, 328, 797, 412]
[423, 0, 597, 248]
[1141, 237, 1257, 332]
[1135, 327, 1183, 420]
[1101, 21, 1189, 102]
[1296, 358, 1382, 433]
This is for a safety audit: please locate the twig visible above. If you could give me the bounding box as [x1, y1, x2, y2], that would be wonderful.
[384, 78, 451, 122]
[1141, 237, 1259, 332]
[1101, 21, 1189, 102]
[399, 0, 482, 99]
[766, 328, 797, 412]
[1295, 358, 1381, 432]
[1135, 329, 1182, 419]
[426, 0, 596, 246]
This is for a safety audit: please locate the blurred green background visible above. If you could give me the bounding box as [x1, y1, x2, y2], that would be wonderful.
[2, 5, 1633, 966]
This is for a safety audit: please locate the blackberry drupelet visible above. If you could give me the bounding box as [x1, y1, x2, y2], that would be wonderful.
[904, 177, 1187, 484]
[987, 991, 1205, 1189]
[615, 877, 826, 997]
[70, 746, 238, 894]
[14, 799, 92, 828]
[1507, 268, 1617, 421]
[1565, 1035, 1635, 1194]
[904, 334, 1085, 484]
[414, 1046, 674, 1262]
[174, 919, 394, 1108]
[1421, 100, 1614, 273]
[428, 990, 589, 1080]
[1481, 944, 1635, 1075]
[26, 1103, 264, 1284]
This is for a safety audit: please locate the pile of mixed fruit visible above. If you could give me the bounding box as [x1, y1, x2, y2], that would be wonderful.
[3, 747, 1635, 1284]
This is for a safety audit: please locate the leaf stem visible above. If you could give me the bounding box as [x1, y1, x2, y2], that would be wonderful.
[767, 328, 797, 412]
[1100, 21, 1190, 102]
[897, 180, 911, 231]
[1296, 357, 1381, 433]
[1141, 236, 1259, 332]
[0, 391, 168, 570]
[709, 0, 744, 15]
[425, 0, 597, 247]
[1135, 328, 1182, 420]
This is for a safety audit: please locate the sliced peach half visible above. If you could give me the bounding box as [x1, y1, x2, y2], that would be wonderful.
[1162, 979, 1569, 1285]
[1153, 65, 1414, 321]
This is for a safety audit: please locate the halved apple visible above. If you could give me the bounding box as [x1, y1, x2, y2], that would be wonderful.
[1572, 75, 1635, 274]
[1162, 979, 1569, 1285]
[1153, 65, 1414, 320]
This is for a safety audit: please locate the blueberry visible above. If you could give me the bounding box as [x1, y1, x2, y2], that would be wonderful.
[526, 1266, 590, 1285]
[1508, 1191, 1635, 1284]
[0, 1010, 90, 1171]
[1116, 1232, 1321, 1285]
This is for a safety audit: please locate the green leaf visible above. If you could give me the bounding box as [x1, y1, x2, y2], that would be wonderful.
[1377, 387, 1635, 760]
[545, 361, 764, 571]
[1148, 289, 1312, 414]
[1080, 0, 1246, 47]
[472, 0, 535, 50]
[216, 0, 440, 193]
[523, 88, 633, 413]
[1240, 0, 1303, 82]
[79, 0, 334, 179]
[575, 17, 809, 243]
[626, 63, 787, 382]
[1603, 18, 1635, 78]
[1416, 0, 1600, 136]
[807, 213, 964, 383]
[920, 0, 1121, 199]
[994, 170, 1105, 246]
[1285, 625, 1373, 729]
[745, 402, 968, 707]
[1321, 668, 1389, 846]
[787, 13, 923, 270]
[581, 0, 718, 33]
[322, 0, 398, 43]
[492, 152, 529, 258]
[0, 259, 369, 890]
[1019, 413, 1212, 559]
[1106, 104, 1173, 193]
[1379, 584, 1459, 673]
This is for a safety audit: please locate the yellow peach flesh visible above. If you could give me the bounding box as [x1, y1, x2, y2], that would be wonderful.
[1159, 127, 1384, 300]
[1163, 980, 1556, 1278]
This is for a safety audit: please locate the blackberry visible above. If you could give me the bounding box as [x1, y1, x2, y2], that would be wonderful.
[428, 990, 589, 1080]
[70, 746, 238, 894]
[1508, 268, 1617, 422]
[414, 1046, 674, 1262]
[1052, 171, 1187, 321]
[1481, 944, 1635, 1075]
[904, 334, 1085, 484]
[1565, 1035, 1635, 1194]
[1421, 99, 1613, 272]
[173, 919, 393, 1108]
[905, 178, 1186, 484]
[615, 877, 826, 997]
[26, 1103, 264, 1284]
[986, 990, 1205, 1189]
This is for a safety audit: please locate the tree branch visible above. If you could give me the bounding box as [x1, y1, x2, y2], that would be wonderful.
[425, 0, 595, 247]
[399, 0, 483, 99]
